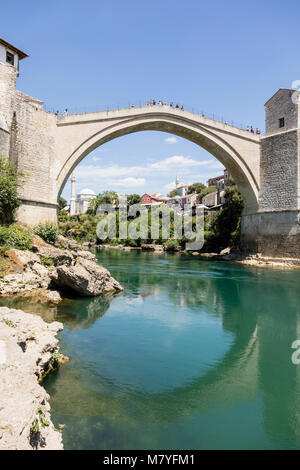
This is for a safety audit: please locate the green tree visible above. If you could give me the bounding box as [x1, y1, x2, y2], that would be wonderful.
[198, 185, 217, 202]
[167, 189, 179, 198]
[204, 184, 243, 251]
[58, 196, 67, 210]
[0, 157, 22, 224]
[187, 182, 206, 195]
[126, 193, 141, 206]
[88, 191, 119, 214]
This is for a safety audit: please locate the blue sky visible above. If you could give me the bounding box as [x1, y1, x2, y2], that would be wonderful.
[2, 0, 300, 200]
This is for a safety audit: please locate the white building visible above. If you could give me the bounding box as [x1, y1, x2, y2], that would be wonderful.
[69, 172, 96, 215]
[175, 175, 190, 196]
[75, 188, 96, 214]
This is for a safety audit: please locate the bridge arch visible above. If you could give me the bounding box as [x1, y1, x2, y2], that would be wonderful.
[56, 108, 261, 213]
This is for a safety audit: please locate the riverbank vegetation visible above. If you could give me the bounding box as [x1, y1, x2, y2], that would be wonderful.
[58, 184, 243, 252]
[0, 157, 243, 258]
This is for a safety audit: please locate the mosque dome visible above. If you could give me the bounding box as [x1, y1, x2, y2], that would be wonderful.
[78, 188, 96, 196]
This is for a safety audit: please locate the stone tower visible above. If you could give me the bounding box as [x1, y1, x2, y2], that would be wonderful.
[0, 38, 27, 161]
[0, 38, 59, 225]
[241, 88, 300, 256]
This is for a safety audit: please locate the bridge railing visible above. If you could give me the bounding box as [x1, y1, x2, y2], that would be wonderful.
[43, 100, 263, 135]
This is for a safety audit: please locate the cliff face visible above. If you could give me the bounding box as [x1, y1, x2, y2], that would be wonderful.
[0, 306, 64, 450]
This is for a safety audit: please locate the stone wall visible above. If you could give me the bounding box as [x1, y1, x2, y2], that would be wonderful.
[259, 130, 299, 211]
[0, 61, 59, 224]
[0, 128, 9, 157]
[202, 191, 218, 207]
[241, 210, 300, 257]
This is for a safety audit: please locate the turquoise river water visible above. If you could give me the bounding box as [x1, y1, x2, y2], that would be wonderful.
[3, 248, 300, 449]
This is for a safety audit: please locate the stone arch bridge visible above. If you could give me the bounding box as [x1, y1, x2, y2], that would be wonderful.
[1, 61, 300, 257]
[55, 107, 261, 215]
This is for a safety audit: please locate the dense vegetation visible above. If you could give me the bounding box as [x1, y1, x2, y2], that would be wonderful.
[34, 221, 58, 244]
[59, 212, 102, 242]
[0, 155, 243, 256]
[0, 224, 32, 252]
[203, 184, 243, 251]
[187, 182, 217, 202]
[0, 158, 23, 224]
[58, 184, 243, 252]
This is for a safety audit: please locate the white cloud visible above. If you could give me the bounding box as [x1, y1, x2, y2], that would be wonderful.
[75, 156, 221, 186]
[92, 156, 101, 162]
[72, 154, 224, 196]
[164, 136, 178, 144]
[149, 156, 212, 170]
[164, 182, 176, 191]
[109, 177, 146, 187]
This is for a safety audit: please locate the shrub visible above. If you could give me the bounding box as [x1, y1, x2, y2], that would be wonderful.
[34, 221, 58, 244]
[0, 157, 23, 224]
[39, 255, 54, 266]
[0, 224, 32, 250]
[165, 239, 180, 252]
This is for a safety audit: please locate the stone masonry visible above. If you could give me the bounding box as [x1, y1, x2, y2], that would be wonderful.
[2, 55, 300, 257]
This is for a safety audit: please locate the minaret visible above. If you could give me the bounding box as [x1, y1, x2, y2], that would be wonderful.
[70, 171, 76, 215]
[175, 175, 179, 188]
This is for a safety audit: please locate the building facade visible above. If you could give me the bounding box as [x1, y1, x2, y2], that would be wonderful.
[75, 188, 96, 214]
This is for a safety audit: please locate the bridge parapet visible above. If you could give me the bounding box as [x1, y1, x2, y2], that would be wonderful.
[57, 105, 261, 143]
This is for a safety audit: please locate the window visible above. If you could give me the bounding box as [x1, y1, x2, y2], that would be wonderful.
[6, 51, 14, 66]
[279, 117, 285, 128]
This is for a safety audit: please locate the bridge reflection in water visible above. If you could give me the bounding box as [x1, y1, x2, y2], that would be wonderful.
[27, 250, 300, 449]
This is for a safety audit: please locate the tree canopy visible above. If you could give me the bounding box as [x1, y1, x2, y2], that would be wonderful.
[167, 189, 179, 198]
[0, 157, 22, 224]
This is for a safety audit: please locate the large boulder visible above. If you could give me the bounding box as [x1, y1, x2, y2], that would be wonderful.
[55, 235, 82, 252]
[30, 262, 51, 288]
[75, 250, 96, 261]
[33, 245, 74, 266]
[0, 271, 41, 295]
[51, 258, 123, 296]
[6, 249, 40, 269]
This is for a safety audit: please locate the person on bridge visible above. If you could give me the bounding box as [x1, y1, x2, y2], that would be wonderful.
[250, 126, 254, 133]
[181, 105, 184, 110]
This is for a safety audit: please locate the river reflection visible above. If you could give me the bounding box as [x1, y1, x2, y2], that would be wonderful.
[4, 249, 300, 449]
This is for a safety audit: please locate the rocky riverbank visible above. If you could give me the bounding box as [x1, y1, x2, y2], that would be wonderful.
[98, 243, 300, 268]
[0, 306, 67, 450]
[0, 235, 123, 302]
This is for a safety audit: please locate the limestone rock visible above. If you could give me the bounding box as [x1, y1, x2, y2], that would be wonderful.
[220, 247, 231, 255]
[141, 244, 164, 251]
[75, 250, 96, 261]
[0, 271, 41, 295]
[30, 262, 51, 288]
[41, 290, 62, 304]
[6, 249, 40, 269]
[0, 307, 64, 450]
[32, 234, 51, 248]
[56, 235, 82, 252]
[51, 257, 123, 296]
[34, 245, 74, 266]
